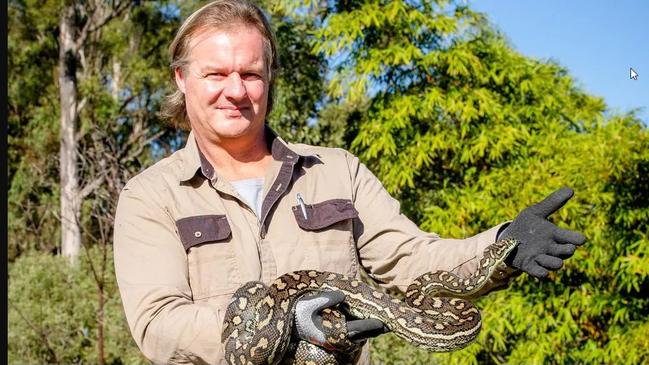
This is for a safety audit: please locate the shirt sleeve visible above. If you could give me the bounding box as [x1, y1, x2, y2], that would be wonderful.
[345, 152, 520, 296]
[113, 177, 225, 365]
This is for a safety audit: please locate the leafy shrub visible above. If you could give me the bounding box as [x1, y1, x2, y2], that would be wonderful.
[8, 246, 147, 364]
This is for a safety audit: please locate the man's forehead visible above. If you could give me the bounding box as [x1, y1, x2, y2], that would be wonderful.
[188, 25, 264, 52]
[185, 26, 266, 68]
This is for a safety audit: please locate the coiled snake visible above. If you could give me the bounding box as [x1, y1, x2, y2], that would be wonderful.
[222, 238, 519, 365]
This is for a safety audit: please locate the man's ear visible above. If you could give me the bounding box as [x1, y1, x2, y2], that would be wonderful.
[174, 67, 187, 94]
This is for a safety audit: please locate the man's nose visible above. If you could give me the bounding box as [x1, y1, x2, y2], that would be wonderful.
[222, 72, 246, 100]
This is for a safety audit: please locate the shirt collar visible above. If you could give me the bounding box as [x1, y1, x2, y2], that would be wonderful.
[179, 130, 203, 182]
[179, 125, 316, 183]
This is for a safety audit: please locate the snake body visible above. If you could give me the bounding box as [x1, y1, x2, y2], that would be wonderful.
[222, 238, 518, 365]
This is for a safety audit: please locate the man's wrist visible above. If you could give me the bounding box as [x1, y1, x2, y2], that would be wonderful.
[496, 222, 512, 241]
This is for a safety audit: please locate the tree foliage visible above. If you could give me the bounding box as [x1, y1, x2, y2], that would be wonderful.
[9, 0, 187, 362]
[8, 0, 648, 364]
[275, 1, 649, 363]
[8, 0, 185, 259]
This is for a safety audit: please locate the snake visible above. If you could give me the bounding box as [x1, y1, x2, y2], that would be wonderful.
[221, 238, 519, 365]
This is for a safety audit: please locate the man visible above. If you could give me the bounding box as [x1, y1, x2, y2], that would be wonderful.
[113, 1, 586, 364]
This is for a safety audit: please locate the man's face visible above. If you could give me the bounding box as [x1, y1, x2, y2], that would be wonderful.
[175, 25, 269, 142]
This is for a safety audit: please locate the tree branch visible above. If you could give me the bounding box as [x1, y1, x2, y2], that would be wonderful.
[122, 130, 165, 164]
[79, 175, 105, 200]
[118, 94, 136, 114]
[75, 1, 133, 51]
[76, 97, 88, 116]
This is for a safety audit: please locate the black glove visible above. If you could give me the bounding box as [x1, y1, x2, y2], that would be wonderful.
[499, 187, 586, 278]
[293, 291, 387, 348]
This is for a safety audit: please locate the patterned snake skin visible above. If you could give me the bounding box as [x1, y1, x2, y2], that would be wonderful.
[222, 238, 519, 365]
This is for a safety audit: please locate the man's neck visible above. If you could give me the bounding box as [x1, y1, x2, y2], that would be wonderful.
[194, 128, 272, 181]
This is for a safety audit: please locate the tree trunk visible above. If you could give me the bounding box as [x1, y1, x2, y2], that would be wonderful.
[111, 59, 121, 99]
[59, 5, 81, 263]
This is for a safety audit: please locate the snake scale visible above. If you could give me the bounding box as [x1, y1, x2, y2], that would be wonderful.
[222, 238, 519, 365]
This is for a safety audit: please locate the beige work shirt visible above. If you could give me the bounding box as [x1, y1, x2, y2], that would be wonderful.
[113, 127, 517, 365]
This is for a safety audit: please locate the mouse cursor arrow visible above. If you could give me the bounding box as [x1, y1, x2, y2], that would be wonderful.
[630, 68, 638, 80]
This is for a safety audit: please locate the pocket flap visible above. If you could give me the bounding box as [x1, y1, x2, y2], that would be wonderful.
[292, 199, 359, 231]
[176, 214, 231, 251]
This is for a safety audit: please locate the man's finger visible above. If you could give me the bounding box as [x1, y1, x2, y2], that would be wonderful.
[347, 318, 388, 342]
[318, 290, 346, 309]
[528, 187, 574, 218]
[547, 243, 577, 258]
[525, 263, 549, 278]
[299, 290, 346, 312]
[535, 254, 563, 270]
[553, 227, 586, 245]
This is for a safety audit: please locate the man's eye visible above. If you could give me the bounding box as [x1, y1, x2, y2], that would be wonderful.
[242, 73, 262, 80]
[205, 73, 226, 79]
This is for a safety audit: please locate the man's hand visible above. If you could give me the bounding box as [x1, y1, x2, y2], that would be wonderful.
[293, 291, 387, 349]
[499, 187, 586, 278]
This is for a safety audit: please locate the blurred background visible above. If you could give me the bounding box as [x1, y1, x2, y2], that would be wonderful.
[8, 1, 649, 364]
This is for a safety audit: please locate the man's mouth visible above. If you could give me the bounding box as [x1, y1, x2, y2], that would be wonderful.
[218, 105, 247, 111]
[218, 106, 248, 117]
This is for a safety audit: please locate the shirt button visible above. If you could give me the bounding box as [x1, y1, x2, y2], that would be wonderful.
[194, 231, 202, 238]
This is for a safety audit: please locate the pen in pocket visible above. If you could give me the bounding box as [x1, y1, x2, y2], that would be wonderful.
[296, 193, 308, 220]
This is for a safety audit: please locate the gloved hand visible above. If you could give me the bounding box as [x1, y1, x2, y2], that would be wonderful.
[499, 187, 586, 278]
[293, 290, 388, 349]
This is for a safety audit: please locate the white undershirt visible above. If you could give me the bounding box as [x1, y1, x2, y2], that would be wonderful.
[230, 178, 264, 218]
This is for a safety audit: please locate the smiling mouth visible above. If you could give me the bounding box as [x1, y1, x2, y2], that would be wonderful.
[219, 106, 249, 118]
[218, 106, 248, 111]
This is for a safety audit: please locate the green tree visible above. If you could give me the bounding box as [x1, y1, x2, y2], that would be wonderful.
[8, 0, 183, 260]
[9, 1, 186, 363]
[278, 1, 649, 363]
[265, 2, 328, 144]
[8, 0, 63, 258]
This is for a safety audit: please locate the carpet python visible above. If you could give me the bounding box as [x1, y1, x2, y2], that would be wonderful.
[222, 238, 519, 365]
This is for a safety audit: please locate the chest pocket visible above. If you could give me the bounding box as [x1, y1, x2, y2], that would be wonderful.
[176, 214, 240, 301]
[292, 199, 359, 275]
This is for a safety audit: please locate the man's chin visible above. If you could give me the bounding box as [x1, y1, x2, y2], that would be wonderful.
[210, 119, 259, 139]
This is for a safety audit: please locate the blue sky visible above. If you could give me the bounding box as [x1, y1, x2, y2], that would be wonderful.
[468, 0, 649, 124]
